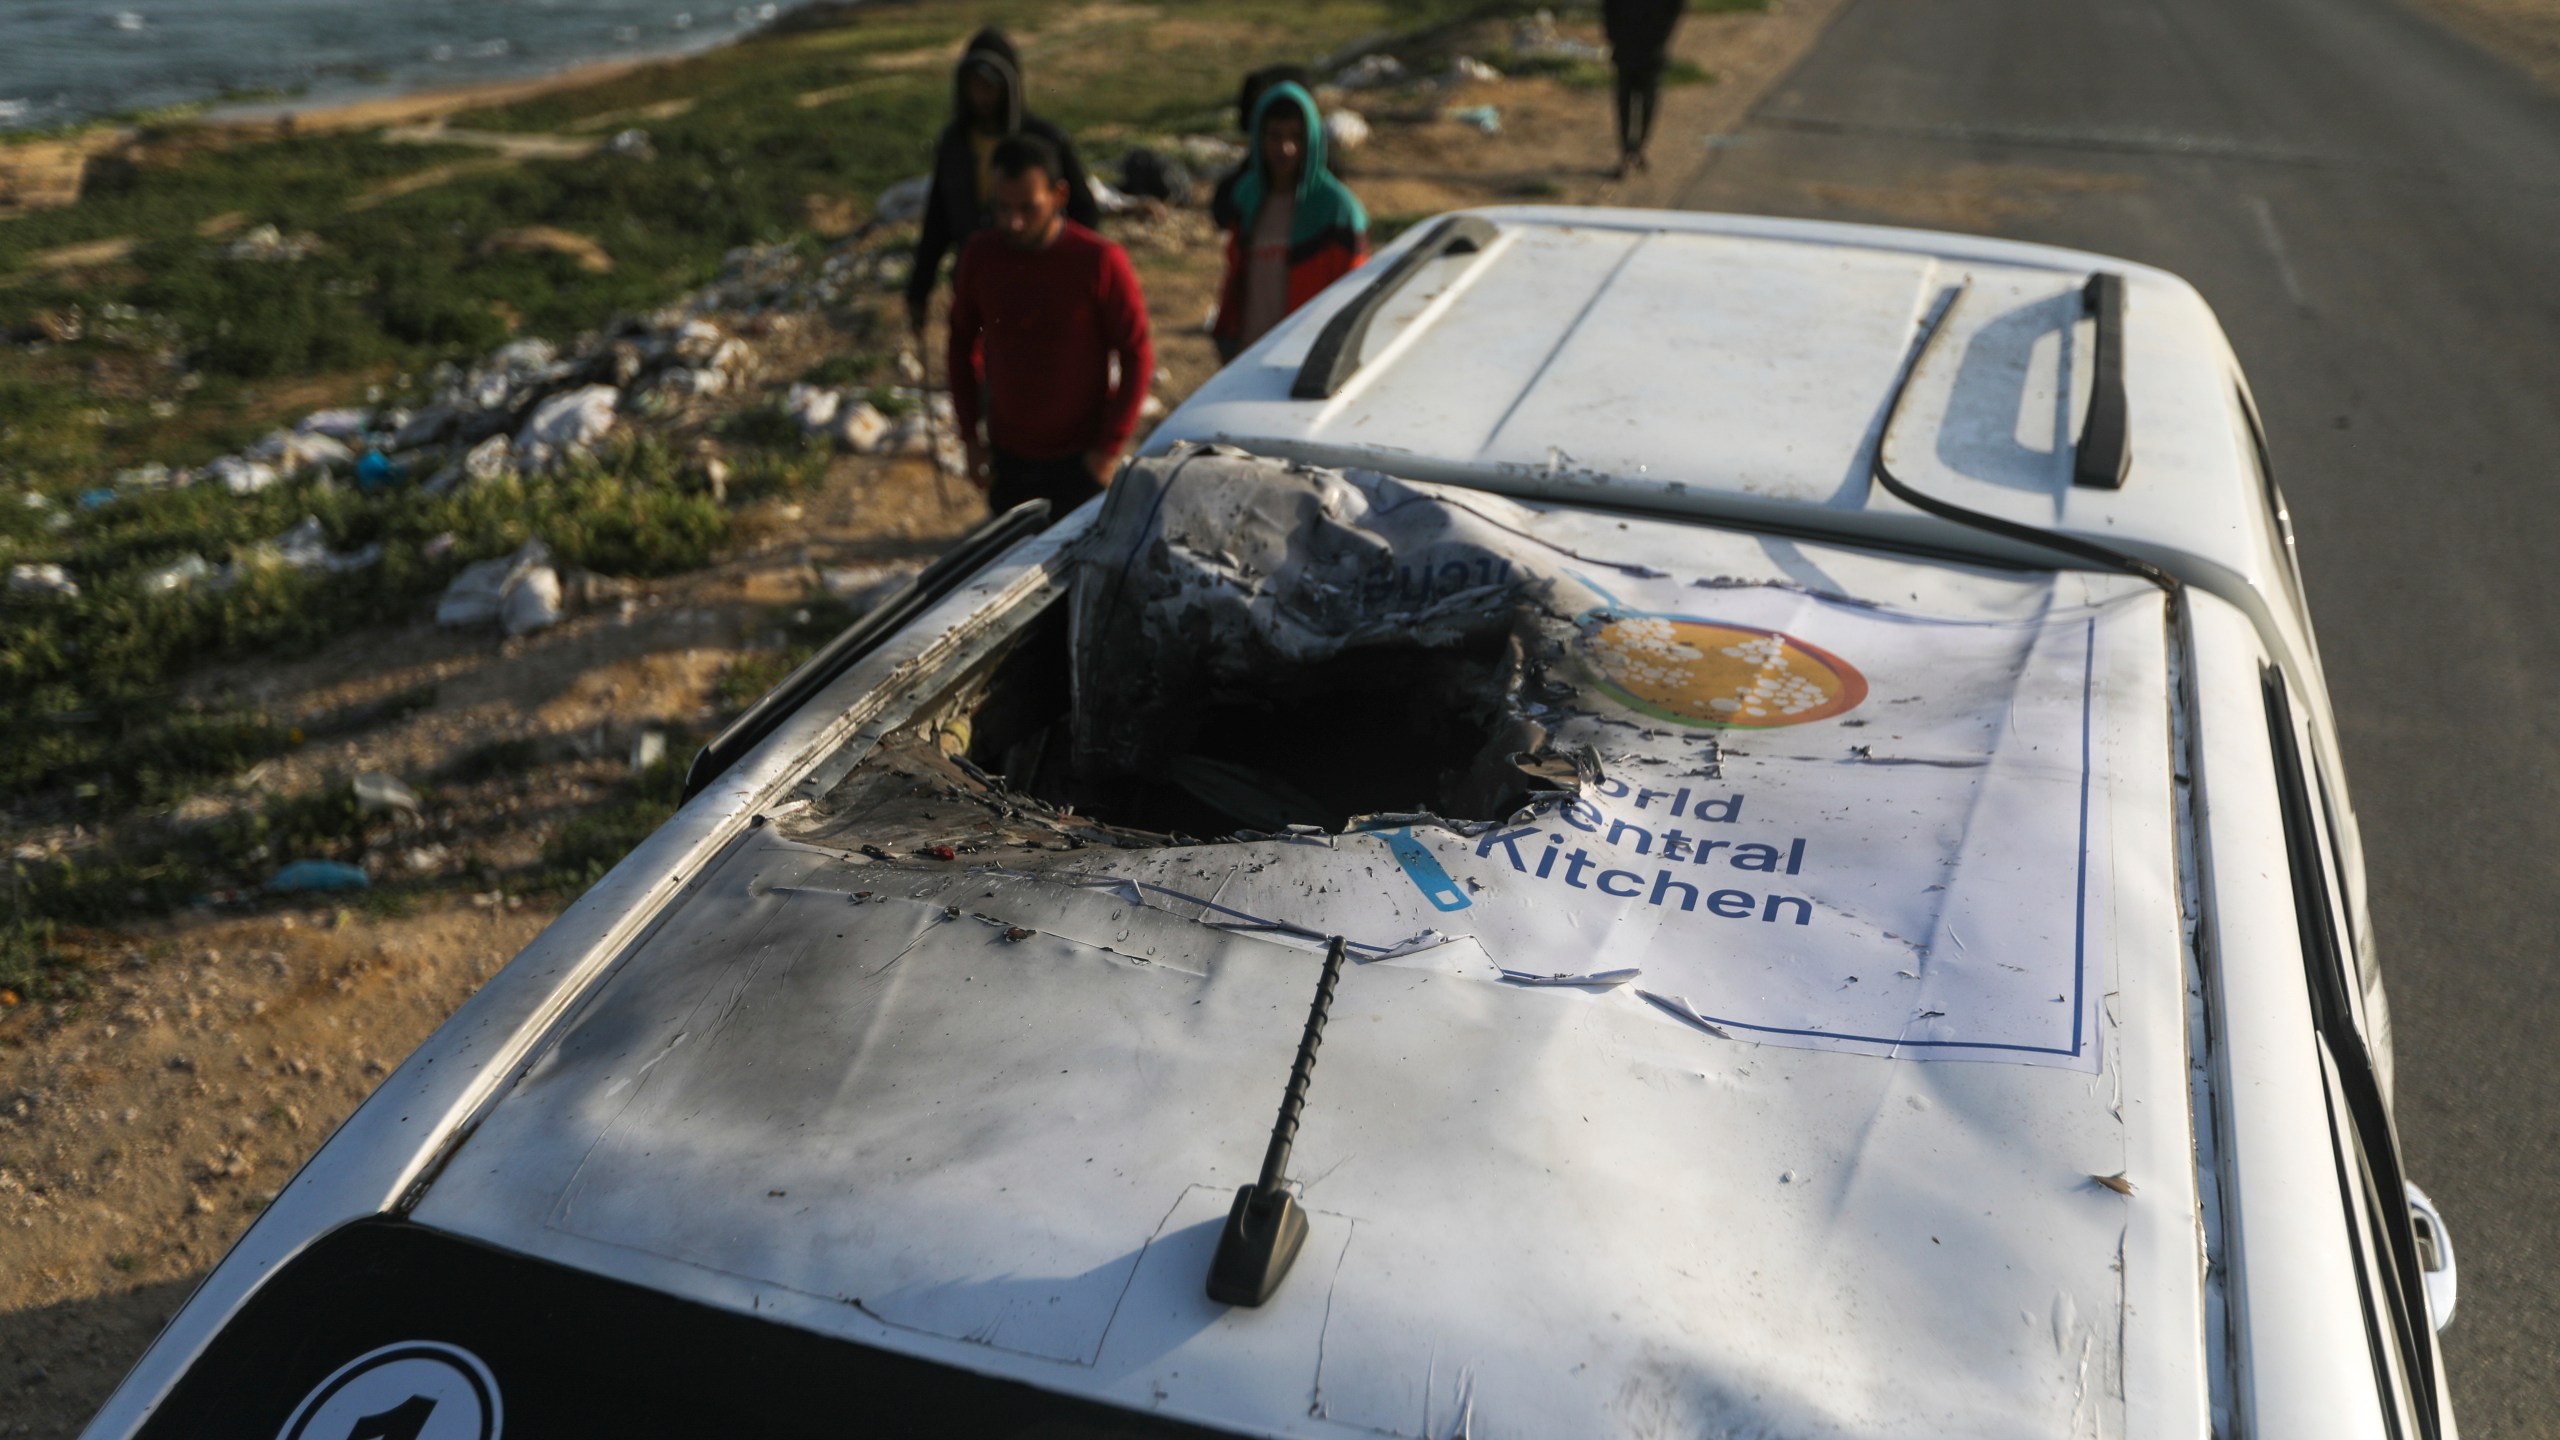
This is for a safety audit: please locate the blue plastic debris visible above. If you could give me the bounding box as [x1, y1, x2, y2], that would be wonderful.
[265, 859, 370, 893]
[355, 450, 404, 493]
[77, 488, 117, 510]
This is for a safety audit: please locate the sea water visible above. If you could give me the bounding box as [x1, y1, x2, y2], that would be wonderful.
[0, 0, 785, 132]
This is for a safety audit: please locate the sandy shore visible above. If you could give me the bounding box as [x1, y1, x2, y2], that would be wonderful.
[199, 53, 683, 136]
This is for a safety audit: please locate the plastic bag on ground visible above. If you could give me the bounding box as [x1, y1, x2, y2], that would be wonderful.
[262, 516, 381, 573]
[266, 859, 369, 893]
[516, 384, 620, 465]
[1333, 54, 1407, 89]
[353, 772, 422, 814]
[208, 456, 279, 495]
[296, 407, 372, 439]
[786, 383, 843, 433]
[437, 539, 552, 627]
[8, 563, 78, 598]
[141, 553, 214, 595]
[837, 400, 891, 453]
[1325, 109, 1372, 153]
[502, 566, 565, 637]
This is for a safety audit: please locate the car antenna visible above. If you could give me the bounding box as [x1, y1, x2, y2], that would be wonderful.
[1207, 933, 1348, 1306]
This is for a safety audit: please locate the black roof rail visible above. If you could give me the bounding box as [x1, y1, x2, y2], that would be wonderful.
[1872, 281, 2178, 595]
[1290, 214, 1500, 400]
[681, 499, 1053, 801]
[2073, 271, 2132, 489]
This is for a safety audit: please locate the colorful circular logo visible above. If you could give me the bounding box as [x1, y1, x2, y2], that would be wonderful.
[1586, 616, 1867, 728]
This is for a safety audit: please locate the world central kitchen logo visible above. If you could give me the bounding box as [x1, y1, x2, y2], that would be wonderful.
[1586, 615, 1867, 728]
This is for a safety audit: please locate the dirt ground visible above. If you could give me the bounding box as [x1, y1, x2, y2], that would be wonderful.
[2414, 0, 2560, 88]
[0, 2, 1849, 1431]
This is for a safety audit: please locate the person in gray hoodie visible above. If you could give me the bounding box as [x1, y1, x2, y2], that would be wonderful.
[905, 27, 1100, 334]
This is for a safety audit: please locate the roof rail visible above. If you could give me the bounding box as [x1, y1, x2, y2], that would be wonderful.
[2073, 271, 2131, 489]
[1291, 214, 1499, 400]
[681, 499, 1053, 801]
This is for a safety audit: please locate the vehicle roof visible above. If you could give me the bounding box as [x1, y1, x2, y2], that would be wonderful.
[1146, 205, 2321, 706]
[408, 471, 2215, 1437]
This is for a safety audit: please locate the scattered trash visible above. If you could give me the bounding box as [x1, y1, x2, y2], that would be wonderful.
[836, 399, 891, 453]
[1323, 108, 1371, 153]
[265, 859, 370, 893]
[207, 456, 279, 495]
[630, 730, 668, 774]
[296, 407, 372, 440]
[608, 127, 657, 160]
[252, 428, 354, 476]
[1446, 55, 1503, 84]
[436, 539, 554, 628]
[1332, 54, 1407, 90]
[1088, 174, 1141, 215]
[502, 566, 565, 637]
[352, 772, 422, 814]
[139, 553, 215, 595]
[516, 384, 620, 467]
[874, 175, 933, 227]
[8, 562, 79, 599]
[261, 515, 381, 573]
[1448, 104, 1503, 135]
[1117, 148, 1192, 205]
[354, 450, 403, 492]
[785, 382, 842, 433]
[224, 224, 320, 263]
[77, 487, 117, 510]
[464, 433, 514, 485]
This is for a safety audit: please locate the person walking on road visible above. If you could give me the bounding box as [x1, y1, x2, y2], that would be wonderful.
[1212, 81, 1367, 361]
[946, 134, 1154, 518]
[906, 27, 1100, 336]
[1603, 0, 1686, 177]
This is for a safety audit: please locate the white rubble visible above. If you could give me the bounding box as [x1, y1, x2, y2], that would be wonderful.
[516, 384, 621, 467]
[1333, 54, 1407, 89]
[8, 563, 78, 598]
[874, 175, 932, 227]
[140, 553, 215, 595]
[207, 457, 279, 495]
[785, 383, 842, 433]
[837, 400, 891, 453]
[501, 566, 565, 637]
[352, 772, 422, 814]
[436, 539, 554, 628]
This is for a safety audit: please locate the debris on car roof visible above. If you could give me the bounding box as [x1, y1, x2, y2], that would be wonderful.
[784, 443, 2174, 1070]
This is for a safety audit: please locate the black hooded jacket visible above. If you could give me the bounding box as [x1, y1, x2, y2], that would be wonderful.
[1602, 0, 1687, 74]
[907, 27, 1100, 315]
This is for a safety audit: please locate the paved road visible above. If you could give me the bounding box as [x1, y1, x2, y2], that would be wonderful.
[1677, 0, 2560, 1431]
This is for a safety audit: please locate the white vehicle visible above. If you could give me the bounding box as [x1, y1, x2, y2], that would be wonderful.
[85, 208, 2456, 1439]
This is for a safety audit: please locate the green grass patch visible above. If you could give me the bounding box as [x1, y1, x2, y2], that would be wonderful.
[534, 754, 690, 892]
[0, 437, 731, 813]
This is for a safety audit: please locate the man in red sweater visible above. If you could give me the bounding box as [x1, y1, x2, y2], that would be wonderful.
[947, 134, 1154, 517]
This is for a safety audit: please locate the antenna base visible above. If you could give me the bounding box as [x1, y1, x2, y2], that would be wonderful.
[1206, 1184, 1308, 1307]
